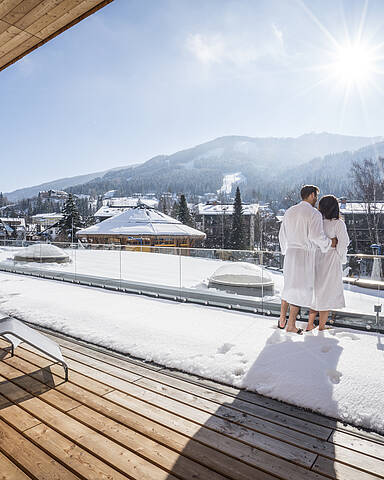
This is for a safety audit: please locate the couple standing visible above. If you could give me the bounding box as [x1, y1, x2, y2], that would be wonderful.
[278, 185, 350, 334]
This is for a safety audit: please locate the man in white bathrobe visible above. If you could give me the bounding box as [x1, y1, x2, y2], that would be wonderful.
[279, 185, 337, 334]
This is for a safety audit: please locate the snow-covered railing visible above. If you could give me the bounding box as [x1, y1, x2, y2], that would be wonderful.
[1, 239, 384, 332]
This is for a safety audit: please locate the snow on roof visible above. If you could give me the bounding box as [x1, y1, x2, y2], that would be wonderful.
[31, 213, 64, 219]
[77, 207, 206, 238]
[0, 217, 26, 227]
[197, 203, 259, 215]
[340, 202, 384, 214]
[96, 198, 159, 218]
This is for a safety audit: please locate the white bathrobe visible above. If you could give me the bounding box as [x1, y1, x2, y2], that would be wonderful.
[311, 219, 350, 311]
[279, 201, 331, 308]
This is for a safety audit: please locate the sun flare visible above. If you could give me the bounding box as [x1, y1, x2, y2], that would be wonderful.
[331, 43, 377, 85]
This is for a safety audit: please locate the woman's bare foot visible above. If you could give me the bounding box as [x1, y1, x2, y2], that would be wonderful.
[279, 315, 287, 329]
[306, 325, 317, 332]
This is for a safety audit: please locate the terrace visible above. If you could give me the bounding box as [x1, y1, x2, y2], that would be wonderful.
[0, 240, 384, 479]
[0, 328, 383, 480]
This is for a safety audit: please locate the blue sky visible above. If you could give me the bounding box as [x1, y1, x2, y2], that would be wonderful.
[2, 0, 384, 192]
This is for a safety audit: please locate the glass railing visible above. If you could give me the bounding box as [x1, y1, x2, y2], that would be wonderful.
[0, 239, 383, 331]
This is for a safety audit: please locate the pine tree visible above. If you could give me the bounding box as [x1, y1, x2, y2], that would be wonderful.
[170, 200, 179, 219]
[58, 194, 83, 242]
[177, 194, 193, 226]
[230, 187, 245, 250]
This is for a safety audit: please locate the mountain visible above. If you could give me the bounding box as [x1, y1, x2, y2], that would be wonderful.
[5, 168, 117, 201]
[283, 141, 384, 196]
[5, 132, 383, 201]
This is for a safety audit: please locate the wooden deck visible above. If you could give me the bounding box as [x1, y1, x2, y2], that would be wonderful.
[0, 331, 383, 479]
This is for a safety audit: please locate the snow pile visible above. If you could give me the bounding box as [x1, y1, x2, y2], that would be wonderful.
[1, 272, 384, 434]
[209, 262, 273, 286]
[13, 244, 70, 264]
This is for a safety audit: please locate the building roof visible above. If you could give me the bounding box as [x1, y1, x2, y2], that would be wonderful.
[77, 206, 206, 238]
[0, 0, 114, 72]
[340, 202, 384, 214]
[196, 203, 259, 216]
[95, 197, 159, 218]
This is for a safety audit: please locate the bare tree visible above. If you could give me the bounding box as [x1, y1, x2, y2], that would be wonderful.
[350, 158, 384, 248]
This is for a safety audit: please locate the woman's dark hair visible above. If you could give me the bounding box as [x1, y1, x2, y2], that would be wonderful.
[300, 185, 319, 200]
[318, 195, 340, 220]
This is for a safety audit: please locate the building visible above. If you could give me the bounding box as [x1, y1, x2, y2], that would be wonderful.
[194, 203, 259, 249]
[94, 197, 159, 222]
[340, 199, 384, 253]
[31, 213, 64, 239]
[77, 205, 206, 247]
[0, 217, 26, 239]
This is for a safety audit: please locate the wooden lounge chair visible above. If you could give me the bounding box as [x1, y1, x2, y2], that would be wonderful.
[0, 315, 68, 381]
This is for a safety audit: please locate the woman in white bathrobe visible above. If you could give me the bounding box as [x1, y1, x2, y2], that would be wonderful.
[308, 195, 350, 331]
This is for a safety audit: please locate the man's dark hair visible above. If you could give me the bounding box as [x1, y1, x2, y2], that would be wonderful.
[300, 185, 319, 200]
[318, 195, 340, 220]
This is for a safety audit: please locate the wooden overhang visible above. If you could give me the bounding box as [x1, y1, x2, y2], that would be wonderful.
[0, 0, 114, 72]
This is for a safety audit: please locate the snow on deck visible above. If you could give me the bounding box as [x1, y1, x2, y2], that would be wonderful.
[0, 271, 383, 434]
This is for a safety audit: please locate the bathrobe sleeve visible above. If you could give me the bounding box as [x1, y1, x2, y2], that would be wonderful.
[335, 220, 350, 264]
[279, 218, 287, 255]
[308, 210, 332, 253]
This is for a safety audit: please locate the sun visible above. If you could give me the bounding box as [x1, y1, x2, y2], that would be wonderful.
[328, 42, 380, 88]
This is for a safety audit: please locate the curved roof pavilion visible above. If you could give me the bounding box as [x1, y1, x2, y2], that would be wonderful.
[77, 205, 206, 247]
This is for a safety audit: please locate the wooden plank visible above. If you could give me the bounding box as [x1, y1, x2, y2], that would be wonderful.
[0, 393, 42, 431]
[0, 18, 13, 34]
[8, 339, 384, 480]
[50, 337, 344, 438]
[0, 24, 23, 47]
[0, 450, 32, 480]
[25, 423, 134, 480]
[0, 0, 24, 19]
[35, 0, 107, 39]
[2, 0, 43, 24]
[13, 397, 180, 480]
[70, 404, 278, 480]
[17, 342, 384, 478]
[312, 455, 383, 480]
[330, 430, 384, 461]
[14, 0, 66, 30]
[0, 418, 80, 480]
[6, 347, 114, 396]
[0, 348, 326, 480]
[25, 350, 317, 468]
[0, 359, 81, 412]
[102, 390, 326, 480]
[69, 404, 229, 480]
[0, 33, 39, 66]
[24, 0, 82, 36]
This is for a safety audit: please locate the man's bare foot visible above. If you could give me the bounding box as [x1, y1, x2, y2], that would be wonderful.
[286, 327, 303, 335]
[319, 326, 333, 331]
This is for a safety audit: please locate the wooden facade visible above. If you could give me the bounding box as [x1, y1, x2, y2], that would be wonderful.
[78, 234, 200, 248]
[0, 0, 114, 72]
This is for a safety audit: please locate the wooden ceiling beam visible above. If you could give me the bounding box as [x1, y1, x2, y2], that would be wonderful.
[0, 0, 114, 72]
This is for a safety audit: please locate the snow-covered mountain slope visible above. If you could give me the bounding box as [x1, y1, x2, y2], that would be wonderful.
[5, 132, 382, 200]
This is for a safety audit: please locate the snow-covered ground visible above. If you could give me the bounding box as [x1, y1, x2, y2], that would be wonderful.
[0, 271, 383, 434]
[0, 246, 382, 315]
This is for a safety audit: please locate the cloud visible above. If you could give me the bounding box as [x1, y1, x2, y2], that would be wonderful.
[272, 23, 284, 44]
[186, 29, 288, 68]
[186, 33, 226, 64]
